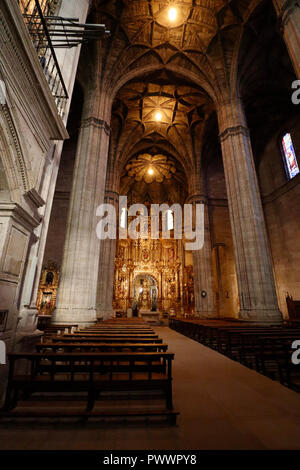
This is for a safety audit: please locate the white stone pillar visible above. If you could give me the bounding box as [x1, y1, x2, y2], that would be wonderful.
[187, 172, 216, 318]
[53, 98, 111, 325]
[218, 97, 282, 324]
[96, 189, 118, 321]
[273, 0, 300, 78]
[16, 0, 91, 333]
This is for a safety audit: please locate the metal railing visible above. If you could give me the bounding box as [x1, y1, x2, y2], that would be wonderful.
[17, 0, 68, 118]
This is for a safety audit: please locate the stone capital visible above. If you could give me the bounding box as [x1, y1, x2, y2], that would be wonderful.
[105, 189, 119, 201]
[80, 116, 111, 136]
[219, 125, 250, 143]
[185, 193, 208, 205]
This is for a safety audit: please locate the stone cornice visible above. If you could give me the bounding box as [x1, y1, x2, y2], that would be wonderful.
[0, 203, 41, 231]
[81, 116, 111, 136]
[219, 125, 250, 143]
[25, 188, 45, 209]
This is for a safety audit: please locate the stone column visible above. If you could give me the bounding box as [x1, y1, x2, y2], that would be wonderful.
[273, 0, 300, 78]
[96, 189, 118, 321]
[53, 99, 111, 326]
[217, 97, 282, 323]
[187, 172, 216, 318]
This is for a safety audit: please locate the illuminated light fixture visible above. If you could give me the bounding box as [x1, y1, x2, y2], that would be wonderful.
[168, 7, 178, 22]
[154, 111, 162, 122]
[148, 167, 154, 176]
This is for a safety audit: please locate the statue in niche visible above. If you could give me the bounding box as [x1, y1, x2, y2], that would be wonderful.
[46, 271, 54, 285]
[138, 279, 151, 311]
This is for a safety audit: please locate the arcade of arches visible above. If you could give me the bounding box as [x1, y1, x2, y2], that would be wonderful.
[1, 0, 299, 337]
[42, 0, 300, 328]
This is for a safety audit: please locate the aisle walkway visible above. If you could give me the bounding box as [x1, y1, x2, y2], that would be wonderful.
[1, 327, 300, 450]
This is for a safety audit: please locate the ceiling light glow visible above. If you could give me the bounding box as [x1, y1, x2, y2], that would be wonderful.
[155, 111, 162, 122]
[148, 167, 154, 176]
[168, 7, 178, 22]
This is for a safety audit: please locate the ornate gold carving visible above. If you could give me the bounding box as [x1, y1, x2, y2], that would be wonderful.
[37, 262, 59, 315]
[113, 226, 191, 315]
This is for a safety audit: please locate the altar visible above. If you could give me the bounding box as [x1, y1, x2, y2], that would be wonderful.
[139, 310, 161, 325]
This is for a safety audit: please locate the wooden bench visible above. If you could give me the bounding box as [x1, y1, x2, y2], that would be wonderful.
[72, 331, 157, 336]
[169, 317, 300, 390]
[51, 336, 163, 344]
[36, 342, 168, 353]
[63, 334, 159, 341]
[81, 328, 154, 333]
[2, 352, 176, 423]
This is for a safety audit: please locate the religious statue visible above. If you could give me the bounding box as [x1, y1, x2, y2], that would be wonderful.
[138, 279, 151, 311]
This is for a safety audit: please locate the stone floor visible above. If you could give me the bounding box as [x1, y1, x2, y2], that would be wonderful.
[1, 326, 300, 450]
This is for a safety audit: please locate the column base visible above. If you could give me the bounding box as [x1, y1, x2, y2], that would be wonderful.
[97, 309, 114, 322]
[18, 306, 39, 333]
[52, 308, 97, 326]
[239, 309, 283, 325]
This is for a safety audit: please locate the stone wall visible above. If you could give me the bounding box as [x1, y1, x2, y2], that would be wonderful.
[43, 139, 76, 268]
[259, 118, 300, 318]
[207, 158, 240, 318]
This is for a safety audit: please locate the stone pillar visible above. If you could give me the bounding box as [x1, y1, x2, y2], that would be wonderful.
[16, 0, 92, 333]
[273, 0, 300, 78]
[54, 99, 111, 326]
[187, 172, 216, 318]
[96, 189, 118, 321]
[217, 97, 282, 324]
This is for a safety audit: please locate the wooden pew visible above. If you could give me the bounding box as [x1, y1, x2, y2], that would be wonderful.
[2, 351, 177, 423]
[78, 329, 155, 335]
[74, 327, 155, 332]
[64, 333, 159, 340]
[36, 342, 168, 353]
[51, 336, 163, 344]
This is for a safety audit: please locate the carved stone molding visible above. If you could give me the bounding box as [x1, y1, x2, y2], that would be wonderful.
[25, 188, 46, 209]
[0, 104, 29, 192]
[80, 116, 111, 136]
[219, 125, 250, 143]
[0, 203, 41, 231]
[185, 194, 207, 205]
[104, 189, 119, 205]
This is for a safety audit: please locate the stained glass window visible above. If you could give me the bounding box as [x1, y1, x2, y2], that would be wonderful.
[281, 133, 299, 180]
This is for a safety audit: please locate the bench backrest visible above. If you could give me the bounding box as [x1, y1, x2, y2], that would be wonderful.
[8, 352, 175, 381]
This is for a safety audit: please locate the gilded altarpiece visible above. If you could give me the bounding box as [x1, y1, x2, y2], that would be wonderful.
[37, 263, 60, 316]
[113, 232, 195, 315]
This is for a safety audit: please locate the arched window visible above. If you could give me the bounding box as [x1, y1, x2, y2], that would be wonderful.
[281, 132, 299, 180]
[120, 207, 127, 229]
